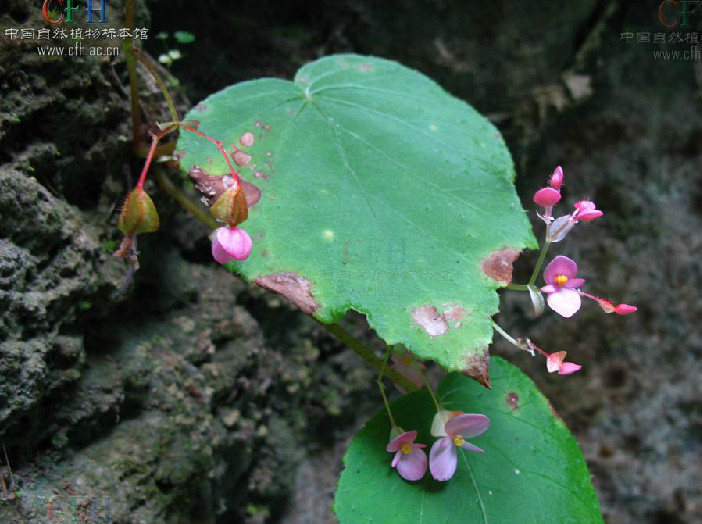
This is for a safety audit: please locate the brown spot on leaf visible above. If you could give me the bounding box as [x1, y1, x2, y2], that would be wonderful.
[232, 149, 252, 167]
[189, 166, 261, 207]
[482, 247, 520, 284]
[241, 180, 261, 207]
[442, 303, 467, 327]
[255, 272, 319, 314]
[412, 303, 468, 336]
[412, 305, 448, 337]
[505, 392, 520, 410]
[357, 63, 374, 72]
[239, 132, 255, 147]
[461, 349, 491, 389]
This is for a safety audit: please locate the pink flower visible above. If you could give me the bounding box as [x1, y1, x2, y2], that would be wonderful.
[211, 226, 252, 263]
[573, 200, 603, 222]
[534, 187, 561, 223]
[386, 430, 427, 481]
[429, 413, 490, 481]
[550, 166, 564, 190]
[545, 351, 582, 375]
[390, 349, 424, 390]
[541, 256, 585, 318]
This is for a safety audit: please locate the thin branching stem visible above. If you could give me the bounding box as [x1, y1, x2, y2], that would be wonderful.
[528, 239, 551, 287]
[131, 48, 179, 123]
[376, 351, 397, 427]
[318, 322, 418, 392]
[419, 366, 442, 412]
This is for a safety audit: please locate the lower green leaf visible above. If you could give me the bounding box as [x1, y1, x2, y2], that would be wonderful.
[334, 357, 603, 524]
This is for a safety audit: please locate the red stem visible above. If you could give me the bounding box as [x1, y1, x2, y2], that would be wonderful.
[527, 340, 549, 358]
[135, 125, 177, 189]
[181, 125, 240, 191]
[133, 123, 241, 194]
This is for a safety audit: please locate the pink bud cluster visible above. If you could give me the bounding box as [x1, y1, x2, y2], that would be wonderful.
[532, 166, 564, 222]
[533, 166, 604, 243]
[518, 166, 637, 376]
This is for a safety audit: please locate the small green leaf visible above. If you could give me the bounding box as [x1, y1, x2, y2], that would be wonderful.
[155, 31, 169, 40]
[178, 55, 536, 374]
[334, 357, 604, 524]
[173, 30, 196, 44]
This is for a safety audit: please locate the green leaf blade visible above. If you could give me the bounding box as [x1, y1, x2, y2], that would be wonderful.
[334, 357, 604, 524]
[178, 54, 536, 372]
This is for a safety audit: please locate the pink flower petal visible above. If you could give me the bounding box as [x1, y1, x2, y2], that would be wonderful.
[429, 437, 457, 482]
[396, 447, 428, 481]
[575, 210, 603, 222]
[212, 227, 252, 263]
[387, 430, 417, 453]
[459, 441, 485, 454]
[391, 451, 401, 468]
[541, 284, 557, 294]
[534, 187, 562, 207]
[559, 362, 582, 375]
[544, 256, 578, 284]
[614, 304, 637, 315]
[547, 288, 581, 318]
[574, 201, 603, 222]
[546, 351, 566, 373]
[574, 200, 596, 212]
[563, 277, 585, 289]
[212, 233, 236, 264]
[445, 414, 491, 439]
[431, 410, 461, 437]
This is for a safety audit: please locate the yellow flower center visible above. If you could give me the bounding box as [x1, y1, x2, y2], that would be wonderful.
[453, 435, 465, 446]
[401, 443, 412, 455]
[555, 274, 568, 286]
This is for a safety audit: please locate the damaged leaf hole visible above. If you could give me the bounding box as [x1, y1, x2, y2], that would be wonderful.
[505, 391, 520, 410]
[411, 303, 467, 337]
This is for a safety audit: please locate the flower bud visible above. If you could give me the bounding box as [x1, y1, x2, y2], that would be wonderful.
[550, 166, 564, 190]
[614, 303, 637, 315]
[211, 226, 252, 263]
[573, 200, 603, 222]
[533, 187, 561, 207]
[117, 188, 159, 236]
[210, 185, 248, 227]
[528, 285, 546, 316]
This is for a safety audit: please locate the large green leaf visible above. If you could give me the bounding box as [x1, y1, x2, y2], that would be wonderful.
[178, 54, 536, 374]
[334, 357, 604, 524]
